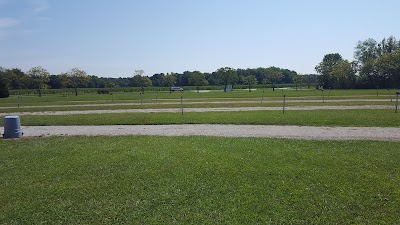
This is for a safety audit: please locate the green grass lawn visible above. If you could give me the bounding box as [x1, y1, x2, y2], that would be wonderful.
[4, 109, 399, 127]
[1, 88, 398, 107]
[1, 136, 399, 224]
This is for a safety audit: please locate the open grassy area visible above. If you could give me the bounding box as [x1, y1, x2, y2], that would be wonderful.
[3, 109, 399, 127]
[1, 88, 398, 107]
[1, 136, 399, 224]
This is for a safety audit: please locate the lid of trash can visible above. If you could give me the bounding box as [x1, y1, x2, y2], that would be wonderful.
[5, 116, 20, 119]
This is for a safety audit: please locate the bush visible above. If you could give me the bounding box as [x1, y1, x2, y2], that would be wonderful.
[97, 89, 110, 94]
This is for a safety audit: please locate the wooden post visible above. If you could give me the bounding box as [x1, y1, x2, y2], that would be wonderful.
[261, 91, 265, 103]
[283, 94, 286, 114]
[181, 96, 184, 115]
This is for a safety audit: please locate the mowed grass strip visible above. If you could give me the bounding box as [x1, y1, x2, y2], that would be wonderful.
[5, 109, 400, 127]
[0, 136, 399, 224]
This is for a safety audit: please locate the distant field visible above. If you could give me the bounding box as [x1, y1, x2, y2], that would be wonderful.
[1, 88, 398, 107]
[1, 136, 399, 224]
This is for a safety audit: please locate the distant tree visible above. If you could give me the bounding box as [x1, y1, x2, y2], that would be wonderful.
[4, 68, 30, 90]
[67, 68, 90, 96]
[0, 67, 10, 98]
[188, 71, 208, 93]
[355, 36, 400, 88]
[243, 75, 257, 92]
[375, 51, 400, 88]
[315, 53, 343, 88]
[28, 66, 50, 97]
[150, 73, 165, 87]
[264, 68, 283, 91]
[216, 67, 237, 92]
[132, 70, 152, 93]
[293, 74, 302, 90]
[163, 74, 177, 87]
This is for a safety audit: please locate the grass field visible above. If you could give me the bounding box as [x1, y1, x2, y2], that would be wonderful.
[1, 136, 399, 224]
[1, 89, 400, 224]
[2, 109, 398, 127]
[1, 88, 398, 107]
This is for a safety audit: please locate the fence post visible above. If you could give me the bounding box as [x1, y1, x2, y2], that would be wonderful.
[181, 96, 184, 115]
[283, 94, 286, 114]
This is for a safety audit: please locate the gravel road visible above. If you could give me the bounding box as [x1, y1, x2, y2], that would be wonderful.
[4, 125, 399, 141]
[0, 105, 394, 116]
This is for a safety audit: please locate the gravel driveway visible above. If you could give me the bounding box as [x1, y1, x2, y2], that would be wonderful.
[0, 105, 394, 116]
[4, 125, 399, 141]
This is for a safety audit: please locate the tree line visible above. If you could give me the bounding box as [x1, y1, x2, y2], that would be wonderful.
[0, 65, 316, 97]
[2, 35, 397, 97]
[316, 36, 400, 89]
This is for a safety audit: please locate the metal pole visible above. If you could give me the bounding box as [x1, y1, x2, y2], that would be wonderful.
[396, 93, 399, 113]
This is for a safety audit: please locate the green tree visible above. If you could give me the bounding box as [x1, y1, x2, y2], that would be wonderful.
[216, 67, 237, 92]
[67, 68, 90, 96]
[28, 66, 50, 97]
[315, 53, 343, 88]
[375, 51, 400, 88]
[0, 67, 10, 98]
[264, 68, 283, 91]
[132, 70, 152, 93]
[330, 60, 357, 89]
[243, 75, 257, 92]
[5, 68, 30, 90]
[163, 74, 177, 87]
[188, 71, 208, 93]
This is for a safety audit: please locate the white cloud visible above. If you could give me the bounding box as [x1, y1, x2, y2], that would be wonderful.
[0, 17, 19, 28]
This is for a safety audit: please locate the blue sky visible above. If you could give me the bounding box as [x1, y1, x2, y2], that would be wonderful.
[1, 0, 399, 78]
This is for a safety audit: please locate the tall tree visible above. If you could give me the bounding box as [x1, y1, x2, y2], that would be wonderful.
[67, 68, 90, 96]
[132, 70, 152, 93]
[243, 75, 257, 92]
[188, 71, 208, 93]
[315, 53, 343, 88]
[264, 68, 283, 91]
[28, 66, 50, 97]
[163, 74, 177, 87]
[216, 67, 237, 92]
[375, 51, 400, 88]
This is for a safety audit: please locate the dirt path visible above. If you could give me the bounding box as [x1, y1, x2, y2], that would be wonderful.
[4, 125, 400, 141]
[0, 105, 394, 116]
[0, 98, 392, 109]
